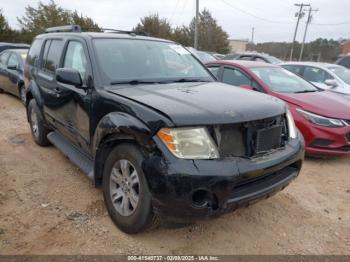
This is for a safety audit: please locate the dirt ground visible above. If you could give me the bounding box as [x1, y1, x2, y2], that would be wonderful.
[0, 93, 349, 255]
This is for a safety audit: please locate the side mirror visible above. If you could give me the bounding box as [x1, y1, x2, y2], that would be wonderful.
[240, 84, 254, 91]
[56, 68, 83, 88]
[7, 64, 18, 70]
[324, 79, 338, 88]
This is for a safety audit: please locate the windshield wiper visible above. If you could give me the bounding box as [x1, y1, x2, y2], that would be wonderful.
[160, 78, 210, 84]
[294, 90, 318, 93]
[110, 80, 160, 85]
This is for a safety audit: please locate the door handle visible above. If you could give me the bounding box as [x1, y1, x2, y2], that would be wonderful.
[54, 87, 62, 98]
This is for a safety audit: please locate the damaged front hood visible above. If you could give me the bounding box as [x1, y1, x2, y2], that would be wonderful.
[108, 82, 286, 126]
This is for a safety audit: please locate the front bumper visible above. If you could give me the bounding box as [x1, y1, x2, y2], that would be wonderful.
[142, 136, 304, 218]
[295, 118, 350, 155]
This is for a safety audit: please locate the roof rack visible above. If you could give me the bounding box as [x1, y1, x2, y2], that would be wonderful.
[44, 25, 147, 36]
[100, 28, 144, 36]
[45, 25, 82, 33]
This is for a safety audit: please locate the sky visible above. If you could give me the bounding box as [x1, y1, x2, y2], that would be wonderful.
[1, 0, 350, 43]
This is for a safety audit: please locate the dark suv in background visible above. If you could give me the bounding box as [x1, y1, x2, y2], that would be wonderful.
[336, 54, 350, 69]
[223, 52, 283, 65]
[24, 25, 304, 233]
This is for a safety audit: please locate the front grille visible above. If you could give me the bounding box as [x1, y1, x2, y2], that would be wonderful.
[211, 115, 288, 158]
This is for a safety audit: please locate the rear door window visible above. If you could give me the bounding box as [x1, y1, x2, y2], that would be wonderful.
[254, 57, 267, 63]
[27, 39, 43, 66]
[303, 66, 334, 83]
[238, 55, 253, 61]
[42, 39, 64, 73]
[0, 52, 9, 66]
[7, 53, 19, 68]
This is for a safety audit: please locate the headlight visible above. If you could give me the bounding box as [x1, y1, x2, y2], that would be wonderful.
[286, 110, 298, 139]
[157, 127, 219, 159]
[296, 108, 344, 127]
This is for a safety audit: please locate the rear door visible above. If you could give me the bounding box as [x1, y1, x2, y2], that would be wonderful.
[36, 38, 65, 130]
[5, 52, 22, 96]
[0, 51, 9, 91]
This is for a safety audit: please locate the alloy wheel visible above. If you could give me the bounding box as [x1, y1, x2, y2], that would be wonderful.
[109, 159, 140, 216]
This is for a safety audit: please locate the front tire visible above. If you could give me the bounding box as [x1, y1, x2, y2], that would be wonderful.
[102, 143, 156, 233]
[28, 99, 50, 146]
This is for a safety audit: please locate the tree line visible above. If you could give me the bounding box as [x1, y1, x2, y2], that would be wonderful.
[0, 0, 230, 53]
[0, 0, 345, 60]
[247, 38, 341, 62]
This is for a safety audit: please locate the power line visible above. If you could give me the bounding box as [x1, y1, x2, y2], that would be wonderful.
[311, 20, 350, 26]
[220, 0, 294, 24]
[169, 0, 181, 24]
[219, 0, 349, 27]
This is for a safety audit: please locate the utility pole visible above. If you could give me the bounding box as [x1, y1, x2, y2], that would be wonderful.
[299, 7, 318, 61]
[251, 27, 255, 43]
[290, 3, 310, 61]
[194, 0, 199, 49]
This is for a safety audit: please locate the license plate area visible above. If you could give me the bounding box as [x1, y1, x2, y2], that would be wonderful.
[255, 125, 282, 153]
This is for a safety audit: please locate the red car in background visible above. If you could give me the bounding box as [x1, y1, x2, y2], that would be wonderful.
[206, 60, 350, 155]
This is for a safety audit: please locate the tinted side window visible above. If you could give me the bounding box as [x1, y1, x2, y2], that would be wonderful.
[222, 67, 250, 86]
[254, 57, 267, 63]
[304, 67, 334, 83]
[7, 53, 19, 67]
[0, 52, 9, 65]
[207, 66, 220, 78]
[43, 40, 64, 73]
[339, 57, 350, 68]
[283, 65, 303, 76]
[238, 55, 253, 61]
[27, 39, 43, 66]
[63, 41, 88, 80]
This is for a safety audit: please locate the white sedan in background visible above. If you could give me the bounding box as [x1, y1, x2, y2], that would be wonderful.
[281, 62, 350, 96]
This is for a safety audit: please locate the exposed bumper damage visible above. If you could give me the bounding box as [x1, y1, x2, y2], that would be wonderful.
[143, 136, 304, 219]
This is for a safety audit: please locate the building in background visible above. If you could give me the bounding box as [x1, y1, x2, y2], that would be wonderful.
[228, 39, 249, 52]
[341, 40, 350, 54]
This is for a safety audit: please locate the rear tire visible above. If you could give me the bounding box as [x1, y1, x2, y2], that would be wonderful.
[28, 99, 50, 146]
[102, 143, 157, 233]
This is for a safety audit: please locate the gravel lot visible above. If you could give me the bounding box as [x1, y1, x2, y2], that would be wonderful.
[0, 93, 349, 255]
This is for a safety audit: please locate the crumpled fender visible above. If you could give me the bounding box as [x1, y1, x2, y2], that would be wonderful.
[92, 112, 156, 186]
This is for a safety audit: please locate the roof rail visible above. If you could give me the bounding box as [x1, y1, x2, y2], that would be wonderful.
[45, 25, 82, 33]
[101, 28, 147, 36]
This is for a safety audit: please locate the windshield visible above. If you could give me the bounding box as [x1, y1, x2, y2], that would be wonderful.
[251, 67, 318, 93]
[93, 39, 213, 84]
[327, 66, 350, 85]
[19, 52, 27, 62]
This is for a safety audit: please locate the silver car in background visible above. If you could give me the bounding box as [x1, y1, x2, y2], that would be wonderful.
[282, 62, 350, 96]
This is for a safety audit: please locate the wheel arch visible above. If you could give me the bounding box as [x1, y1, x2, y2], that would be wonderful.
[25, 80, 44, 122]
[93, 112, 156, 187]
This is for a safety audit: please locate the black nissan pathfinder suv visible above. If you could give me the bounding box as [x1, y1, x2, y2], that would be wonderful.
[24, 25, 304, 233]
